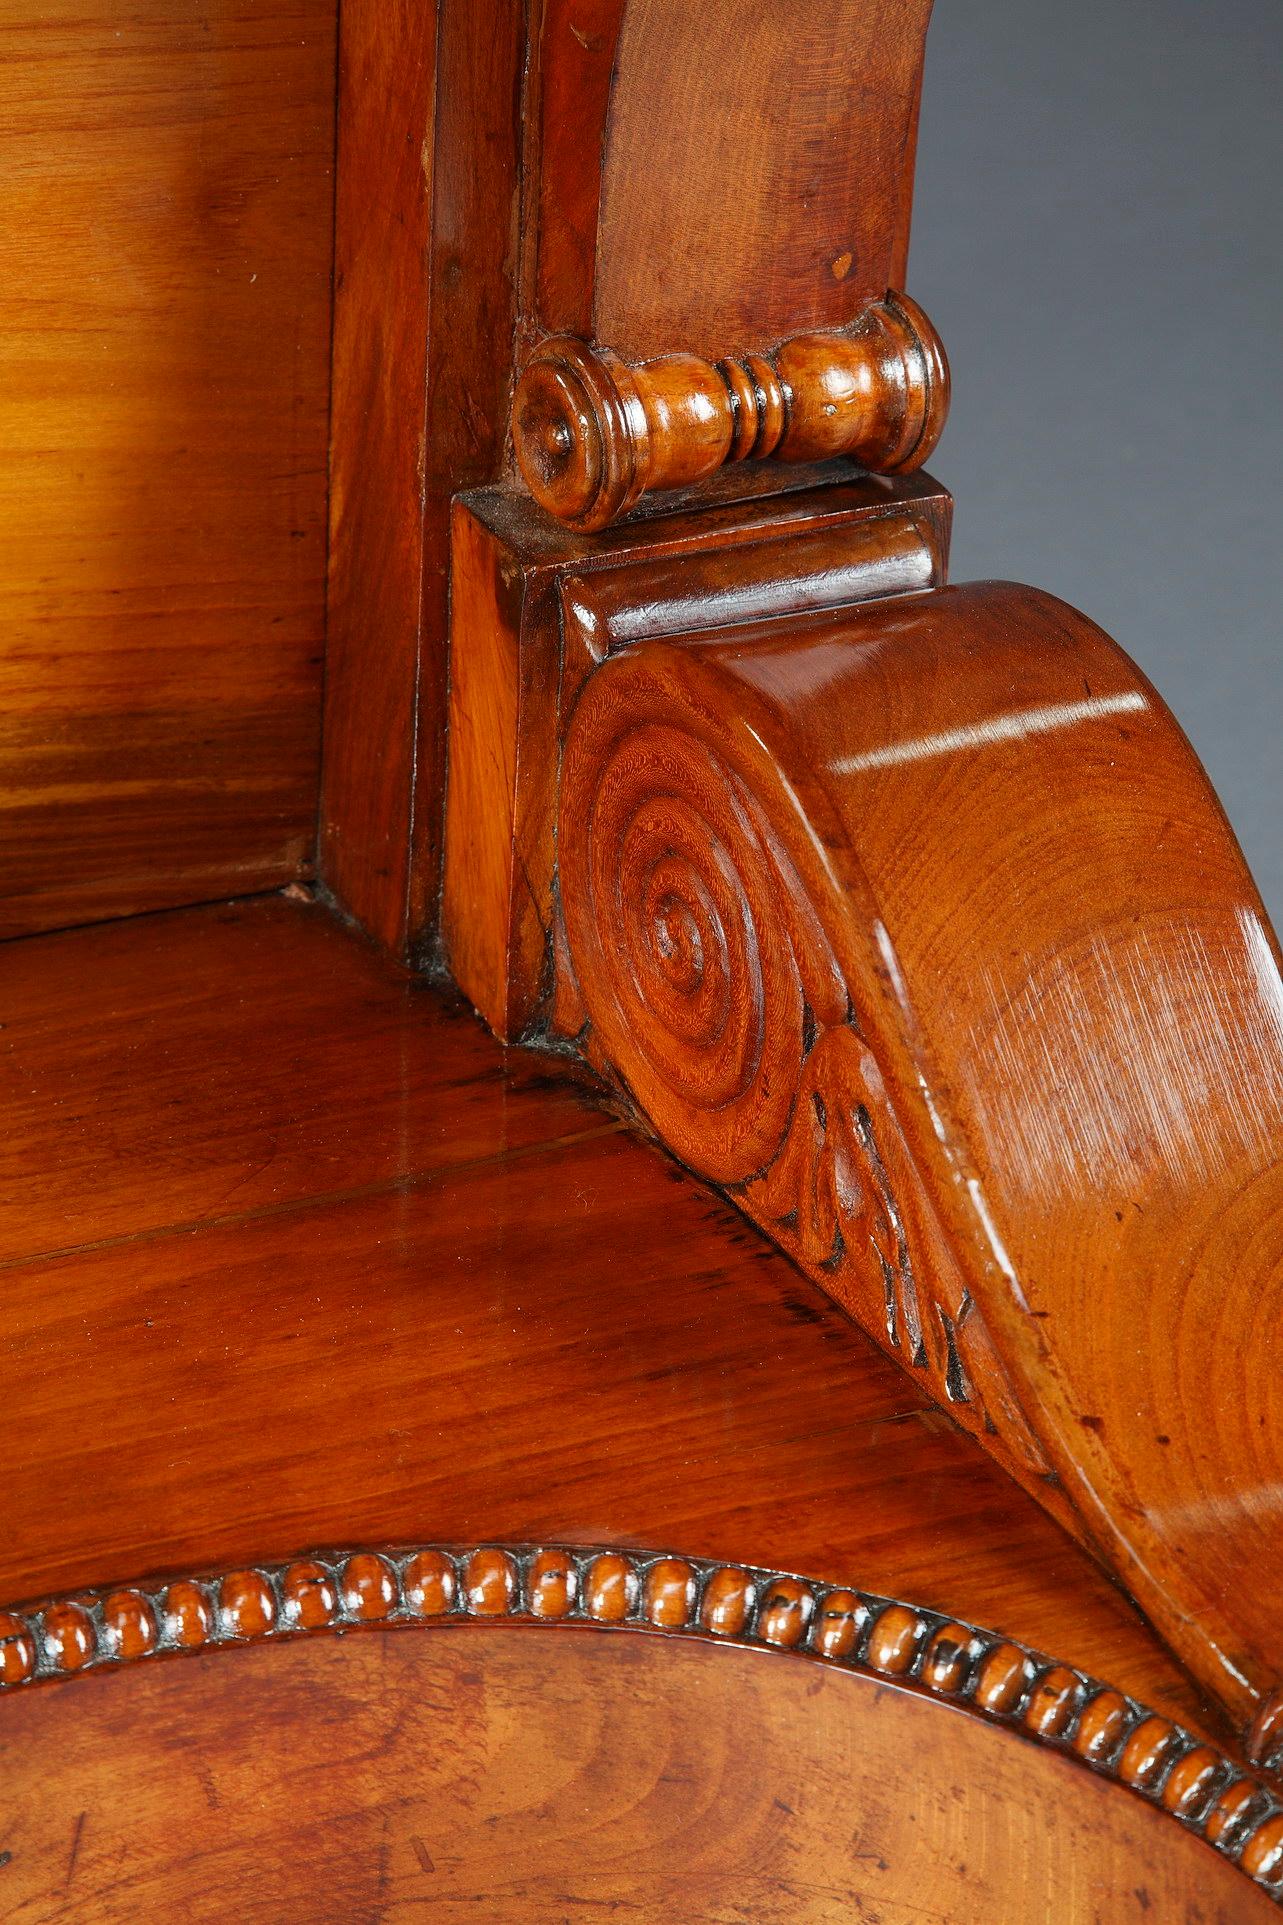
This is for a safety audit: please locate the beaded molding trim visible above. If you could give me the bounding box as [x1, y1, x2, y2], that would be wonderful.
[1, 1543, 1280, 1902]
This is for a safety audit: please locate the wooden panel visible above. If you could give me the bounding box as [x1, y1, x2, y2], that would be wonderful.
[0, 896, 1238, 1755]
[321, 0, 522, 957]
[0, 1628, 1273, 1919]
[594, 0, 933, 357]
[0, 1, 336, 936]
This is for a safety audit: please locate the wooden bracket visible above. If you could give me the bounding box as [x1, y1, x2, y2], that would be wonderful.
[546, 580, 1283, 1751]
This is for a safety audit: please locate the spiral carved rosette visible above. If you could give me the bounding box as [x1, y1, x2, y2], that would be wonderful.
[557, 642, 1046, 1482]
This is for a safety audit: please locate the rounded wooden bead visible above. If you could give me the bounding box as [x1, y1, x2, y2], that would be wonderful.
[921, 1622, 974, 1694]
[219, 1570, 276, 1639]
[866, 1605, 924, 1676]
[164, 1580, 213, 1649]
[42, 1601, 95, 1672]
[1023, 1666, 1082, 1739]
[102, 1590, 157, 1662]
[464, 1548, 517, 1617]
[974, 1643, 1034, 1715]
[643, 1558, 694, 1629]
[1241, 1811, 1283, 1886]
[0, 1613, 36, 1685]
[1205, 1777, 1266, 1848]
[282, 1560, 339, 1630]
[757, 1578, 812, 1649]
[810, 1589, 866, 1660]
[403, 1551, 457, 1618]
[585, 1553, 635, 1623]
[341, 1553, 397, 1621]
[699, 1567, 754, 1638]
[1118, 1716, 1181, 1790]
[1161, 1745, 1224, 1818]
[1072, 1690, 1131, 1763]
[527, 1550, 577, 1620]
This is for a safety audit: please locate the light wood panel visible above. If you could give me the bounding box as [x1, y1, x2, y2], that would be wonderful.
[1, 1628, 1275, 1919]
[0, 2, 335, 935]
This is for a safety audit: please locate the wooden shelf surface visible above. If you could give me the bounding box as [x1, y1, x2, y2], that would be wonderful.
[0, 893, 1236, 1751]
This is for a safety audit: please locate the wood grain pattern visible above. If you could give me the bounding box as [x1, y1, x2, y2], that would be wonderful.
[321, 0, 522, 957]
[5, 1626, 1274, 1921]
[593, 0, 934, 358]
[1, 1545, 1280, 1910]
[443, 474, 951, 1040]
[0, 1, 335, 936]
[512, 295, 949, 530]
[0, 896, 1230, 1760]
[554, 582, 1283, 1741]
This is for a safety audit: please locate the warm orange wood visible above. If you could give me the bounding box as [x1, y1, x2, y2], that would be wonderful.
[513, 295, 950, 530]
[2, 1550, 1280, 1915]
[325, 0, 943, 961]
[321, 0, 523, 958]
[554, 582, 1283, 1742]
[0, 1, 335, 937]
[0, 896, 1229, 1758]
[320, 0, 439, 956]
[443, 474, 951, 1038]
[592, 0, 933, 358]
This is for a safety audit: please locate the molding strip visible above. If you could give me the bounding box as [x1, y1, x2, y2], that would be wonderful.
[1, 1542, 1280, 1901]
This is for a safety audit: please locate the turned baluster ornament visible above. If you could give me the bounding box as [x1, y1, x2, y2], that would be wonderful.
[512, 292, 950, 531]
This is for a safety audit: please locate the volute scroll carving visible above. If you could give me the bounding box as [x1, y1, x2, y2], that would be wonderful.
[556, 639, 1051, 1483]
[553, 587, 1283, 1751]
[513, 292, 949, 530]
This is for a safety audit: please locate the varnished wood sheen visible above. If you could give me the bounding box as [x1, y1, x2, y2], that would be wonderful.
[2, 1545, 1281, 1912]
[513, 296, 949, 530]
[555, 584, 1283, 1738]
[0, 2, 335, 936]
[6, 1628, 1274, 1921]
[2, 0, 1277, 1912]
[0, 898, 1230, 1758]
[443, 475, 951, 1038]
[322, 0, 522, 956]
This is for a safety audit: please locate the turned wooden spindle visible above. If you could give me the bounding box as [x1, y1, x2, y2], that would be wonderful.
[512, 292, 949, 531]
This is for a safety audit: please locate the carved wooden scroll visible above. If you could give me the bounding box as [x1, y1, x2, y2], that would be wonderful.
[512, 293, 949, 530]
[551, 583, 1283, 1752]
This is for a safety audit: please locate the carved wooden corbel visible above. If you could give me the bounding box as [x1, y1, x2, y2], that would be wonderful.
[549, 583, 1283, 1753]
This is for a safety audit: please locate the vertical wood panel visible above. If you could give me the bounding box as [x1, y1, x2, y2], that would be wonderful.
[0, 2, 336, 935]
[321, 0, 522, 958]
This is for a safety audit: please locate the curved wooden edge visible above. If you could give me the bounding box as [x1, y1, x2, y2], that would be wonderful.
[1, 1541, 1280, 1901]
[551, 587, 1283, 1741]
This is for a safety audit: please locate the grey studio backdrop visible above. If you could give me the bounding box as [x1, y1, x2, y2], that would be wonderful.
[910, 0, 1282, 929]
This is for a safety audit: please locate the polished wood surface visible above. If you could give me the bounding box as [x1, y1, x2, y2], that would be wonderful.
[554, 581, 1283, 1741]
[322, 0, 942, 961]
[6, 1623, 1275, 1922]
[0, 895, 1229, 1758]
[513, 295, 949, 530]
[0, 1, 335, 938]
[3, 1548, 1280, 1916]
[590, 0, 933, 358]
[321, 0, 522, 957]
[443, 474, 951, 1040]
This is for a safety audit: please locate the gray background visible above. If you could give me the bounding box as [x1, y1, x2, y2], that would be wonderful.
[910, 0, 1281, 926]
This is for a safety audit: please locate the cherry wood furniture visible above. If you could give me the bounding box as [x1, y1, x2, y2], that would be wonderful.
[0, 1, 1279, 1917]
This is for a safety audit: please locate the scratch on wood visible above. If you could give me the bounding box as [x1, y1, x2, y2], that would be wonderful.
[65, 1811, 86, 1890]
[411, 1835, 436, 1874]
